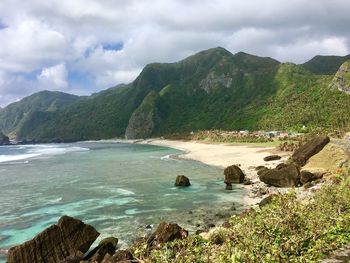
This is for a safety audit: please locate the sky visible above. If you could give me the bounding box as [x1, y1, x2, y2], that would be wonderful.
[0, 0, 350, 107]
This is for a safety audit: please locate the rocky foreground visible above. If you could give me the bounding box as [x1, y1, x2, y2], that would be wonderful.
[5, 135, 350, 263]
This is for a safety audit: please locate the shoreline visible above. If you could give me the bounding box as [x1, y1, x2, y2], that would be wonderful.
[136, 139, 292, 208]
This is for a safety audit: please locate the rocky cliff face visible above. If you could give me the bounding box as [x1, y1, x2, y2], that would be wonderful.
[0, 131, 9, 145]
[329, 60, 350, 94]
[125, 91, 160, 139]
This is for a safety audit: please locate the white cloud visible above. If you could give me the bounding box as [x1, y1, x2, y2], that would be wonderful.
[37, 63, 69, 89]
[0, 0, 349, 106]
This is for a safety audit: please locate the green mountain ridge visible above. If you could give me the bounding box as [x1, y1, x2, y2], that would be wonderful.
[2, 47, 350, 141]
[302, 54, 350, 75]
[0, 91, 80, 138]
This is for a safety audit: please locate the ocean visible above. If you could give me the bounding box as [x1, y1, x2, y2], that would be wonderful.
[0, 141, 245, 262]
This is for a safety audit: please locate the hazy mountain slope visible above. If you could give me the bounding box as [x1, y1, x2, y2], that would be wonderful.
[0, 91, 79, 137]
[302, 54, 350, 75]
[12, 47, 350, 141]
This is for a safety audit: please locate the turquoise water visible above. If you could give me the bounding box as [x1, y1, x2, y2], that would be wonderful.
[0, 142, 244, 262]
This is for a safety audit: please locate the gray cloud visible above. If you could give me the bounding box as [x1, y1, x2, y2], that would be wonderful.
[0, 0, 349, 106]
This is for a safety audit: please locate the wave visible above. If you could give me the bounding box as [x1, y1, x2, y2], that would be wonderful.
[0, 145, 90, 163]
[0, 154, 40, 163]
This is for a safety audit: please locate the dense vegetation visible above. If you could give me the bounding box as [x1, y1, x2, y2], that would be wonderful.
[1, 47, 350, 141]
[302, 54, 350, 75]
[131, 170, 350, 262]
[0, 90, 79, 137]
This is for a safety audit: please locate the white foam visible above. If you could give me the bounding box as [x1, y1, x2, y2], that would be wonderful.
[0, 154, 40, 163]
[116, 188, 135, 196]
[27, 145, 89, 155]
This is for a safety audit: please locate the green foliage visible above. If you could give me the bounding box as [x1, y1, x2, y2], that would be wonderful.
[133, 172, 350, 262]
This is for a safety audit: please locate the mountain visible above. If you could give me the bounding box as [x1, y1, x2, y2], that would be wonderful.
[302, 54, 350, 75]
[329, 60, 350, 94]
[3, 47, 350, 142]
[0, 91, 80, 138]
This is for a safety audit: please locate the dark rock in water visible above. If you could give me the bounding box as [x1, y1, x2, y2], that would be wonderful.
[147, 222, 188, 249]
[259, 164, 300, 187]
[300, 170, 323, 185]
[224, 165, 245, 190]
[225, 183, 233, 190]
[85, 236, 118, 262]
[175, 175, 191, 187]
[259, 194, 279, 208]
[292, 136, 330, 166]
[0, 132, 10, 145]
[263, 155, 282, 161]
[7, 215, 99, 263]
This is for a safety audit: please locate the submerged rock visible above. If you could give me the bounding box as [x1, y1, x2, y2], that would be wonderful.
[259, 163, 300, 187]
[224, 165, 245, 189]
[147, 222, 188, 249]
[292, 136, 330, 166]
[175, 175, 191, 187]
[7, 215, 99, 263]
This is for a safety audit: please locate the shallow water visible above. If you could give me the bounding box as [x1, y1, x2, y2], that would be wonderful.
[0, 141, 245, 262]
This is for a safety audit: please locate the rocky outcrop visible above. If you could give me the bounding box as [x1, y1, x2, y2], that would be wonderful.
[292, 136, 330, 166]
[125, 91, 160, 139]
[259, 194, 279, 208]
[200, 71, 232, 93]
[175, 175, 191, 187]
[259, 163, 300, 187]
[263, 155, 282, 161]
[300, 171, 323, 185]
[224, 165, 245, 190]
[147, 222, 188, 249]
[0, 131, 9, 145]
[329, 60, 350, 94]
[7, 216, 99, 263]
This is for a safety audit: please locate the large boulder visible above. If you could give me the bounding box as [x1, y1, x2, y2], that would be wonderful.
[7, 216, 99, 263]
[259, 163, 300, 187]
[292, 136, 330, 166]
[147, 222, 188, 249]
[175, 175, 191, 187]
[224, 165, 245, 185]
[101, 250, 135, 263]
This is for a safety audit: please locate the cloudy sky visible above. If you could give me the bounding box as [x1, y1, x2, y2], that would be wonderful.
[0, 0, 349, 106]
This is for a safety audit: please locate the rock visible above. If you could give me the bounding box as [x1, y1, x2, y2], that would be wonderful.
[243, 178, 253, 185]
[276, 163, 288, 169]
[147, 222, 188, 249]
[224, 165, 245, 190]
[7, 215, 99, 263]
[255, 165, 266, 171]
[257, 166, 269, 176]
[225, 183, 232, 190]
[300, 171, 323, 185]
[263, 155, 282, 161]
[85, 236, 118, 262]
[259, 194, 279, 208]
[0, 131, 10, 145]
[292, 136, 330, 166]
[58, 253, 84, 263]
[174, 175, 191, 187]
[259, 164, 300, 187]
